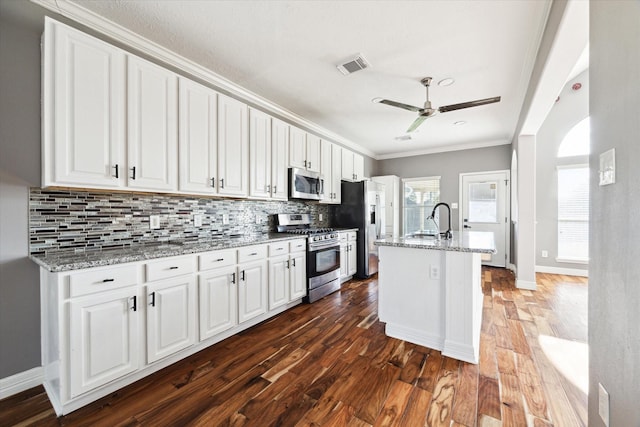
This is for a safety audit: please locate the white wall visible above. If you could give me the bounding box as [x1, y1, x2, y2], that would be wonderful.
[589, 2, 640, 425]
[535, 69, 589, 273]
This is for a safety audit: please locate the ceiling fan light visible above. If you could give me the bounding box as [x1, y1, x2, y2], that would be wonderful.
[438, 78, 455, 86]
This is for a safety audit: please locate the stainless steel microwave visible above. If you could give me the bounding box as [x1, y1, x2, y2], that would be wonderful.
[289, 167, 324, 200]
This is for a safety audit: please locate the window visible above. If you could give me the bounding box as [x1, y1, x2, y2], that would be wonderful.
[558, 117, 590, 157]
[403, 177, 440, 236]
[557, 165, 589, 262]
[468, 181, 498, 223]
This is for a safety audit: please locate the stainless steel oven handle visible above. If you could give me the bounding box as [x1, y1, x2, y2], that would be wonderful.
[308, 242, 339, 252]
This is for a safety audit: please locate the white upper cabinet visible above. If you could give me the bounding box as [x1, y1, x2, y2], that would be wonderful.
[320, 140, 342, 204]
[289, 126, 320, 173]
[249, 108, 272, 199]
[341, 149, 365, 182]
[127, 56, 178, 191]
[271, 119, 289, 200]
[305, 134, 321, 173]
[217, 94, 249, 197]
[178, 78, 218, 194]
[43, 18, 126, 189]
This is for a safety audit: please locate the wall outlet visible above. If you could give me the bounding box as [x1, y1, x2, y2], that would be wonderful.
[193, 214, 203, 227]
[222, 214, 229, 225]
[599, 383, 610, 426]
[149, 215, 160, 230]
[429, 264, 440, 280]
[541, 250, 548, 258]
[319, 213, 323, 221]
[451, 202, 458, 209]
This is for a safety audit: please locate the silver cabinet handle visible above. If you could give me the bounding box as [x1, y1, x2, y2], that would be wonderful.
[266, 184, 271, 193]
[273, 185, 277, 193]
[131, 166, 136, 180]
[220, 178, 224, 188]
[304, 160, 307, 167]
[149, 292, 156, 307]
[231, 272, 236, 284]
[113, 164, 119, 178]
[211, 177, 215, 188]
[130, 296, 137, 311]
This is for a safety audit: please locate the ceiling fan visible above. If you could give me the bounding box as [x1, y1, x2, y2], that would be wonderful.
[373, 77, 501, 133]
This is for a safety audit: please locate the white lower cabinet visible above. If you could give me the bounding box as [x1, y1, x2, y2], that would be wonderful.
[339, 231, 358, 281]
[145, 276, 197, 364]
[199, 265, 238, 341]
[41, 239, 306, 416]
[69, 286, 139, 398]
[238, 258, 268, 323]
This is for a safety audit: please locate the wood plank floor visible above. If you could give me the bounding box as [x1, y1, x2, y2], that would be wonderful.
[0, 268, 588, 426]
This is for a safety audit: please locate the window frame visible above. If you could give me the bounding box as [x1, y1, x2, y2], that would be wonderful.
[556, 163, 589, 264]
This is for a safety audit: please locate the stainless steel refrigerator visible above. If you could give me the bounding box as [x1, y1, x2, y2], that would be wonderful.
[331, 180, 385, 278]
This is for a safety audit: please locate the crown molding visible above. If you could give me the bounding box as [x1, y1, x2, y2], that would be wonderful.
[30, 0, 376, 159]
[374, 138, 511, 160]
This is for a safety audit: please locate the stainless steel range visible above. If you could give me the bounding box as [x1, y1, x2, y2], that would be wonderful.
[276, 213, 340, 303]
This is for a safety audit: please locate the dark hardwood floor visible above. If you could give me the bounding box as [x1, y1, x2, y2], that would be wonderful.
[0, 268, 588, 426]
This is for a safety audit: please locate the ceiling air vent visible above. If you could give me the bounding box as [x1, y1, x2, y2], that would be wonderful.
[337, 53, 371, 75]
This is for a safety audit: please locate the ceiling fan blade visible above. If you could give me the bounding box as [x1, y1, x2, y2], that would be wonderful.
[406, 115, 428, 133]
[438, 96, 501, 113]
[374, 98, 423, 112]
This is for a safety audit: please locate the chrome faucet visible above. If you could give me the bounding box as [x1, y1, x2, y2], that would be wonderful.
[429, 202, 453, 240]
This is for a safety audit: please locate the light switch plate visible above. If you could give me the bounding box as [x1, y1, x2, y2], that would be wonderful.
[193, 214, 203, 227]
[599, 148, 615, 186]
[149, 215, 160, 230]
[222, 214, 229, 225]
[319, 213, 323, 221]
[429, 264, 440, 279]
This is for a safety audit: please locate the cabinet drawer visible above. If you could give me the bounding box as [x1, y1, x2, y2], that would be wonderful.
[199, 249, 237, 271]
[69, 264, 139, 297]
[348, 232, 357, 241]
[146, 256, 196, 282]
[238, 245, 267, 263]
[269, 241, 289, 256]
[289, 239, 306, 253]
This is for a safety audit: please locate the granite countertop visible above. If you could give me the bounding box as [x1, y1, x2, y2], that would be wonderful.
[335, 228, 359, 233]
[374, 231, 496, 254]
[31, 233, 306, 272]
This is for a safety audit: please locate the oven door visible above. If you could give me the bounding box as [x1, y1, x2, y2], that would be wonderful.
[307, 242, 340, 290]
[290, 168, 324, 200]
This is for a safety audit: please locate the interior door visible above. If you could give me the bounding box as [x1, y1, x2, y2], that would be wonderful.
[461, 172, 509, 267]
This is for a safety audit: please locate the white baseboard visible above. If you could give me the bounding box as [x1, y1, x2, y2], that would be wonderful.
[516, 279, 537, 290]
[0, 367, 43, 399]
[536, 265, 588, 277]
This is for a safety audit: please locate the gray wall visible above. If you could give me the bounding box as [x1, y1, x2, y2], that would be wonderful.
[0, 0, 46, 377]
[589, 2, 640, 426]
[535, 69, 589, 270]
[376, 144, 512, 230]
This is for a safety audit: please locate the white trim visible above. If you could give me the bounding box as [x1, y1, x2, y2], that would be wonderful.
[516, 279, 537, 290]
[0, 367, 43, 399]
[31, 1, 375, 159]
[535, 265, 588, 277]
[375, 138, 510, 160]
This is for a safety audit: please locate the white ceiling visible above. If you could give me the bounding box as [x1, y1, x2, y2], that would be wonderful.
[67, 0, 552, 159]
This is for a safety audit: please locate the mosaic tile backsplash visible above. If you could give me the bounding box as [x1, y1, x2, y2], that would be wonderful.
[29, 189, 329, 255]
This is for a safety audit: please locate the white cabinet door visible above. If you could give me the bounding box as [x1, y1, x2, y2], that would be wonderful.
[146, 276, 196, 364]
[339, 242, 348, 279]
[289, 126, 307, 169]
[238, 259, 268, 323]
[44, 20, 126, 189]
[353, 153, 365, 182]
[305, 134, 321, 173]
[218, 94, 249, 197]
[289, 252, 307, 300]
[127, 56, 178, 192]
[178, 78, 217, 194]
[348, 236, 358, 276]
[320, 140, 332, 205]
[69, 287, 139, 398]
[331, 144, 343, 203]
[268, 255, 289, 310]
[271, 119, 289, 200]
[341, 149, 354, 181]
[249, 108, 272, 199]
[199, 266, 237, 341]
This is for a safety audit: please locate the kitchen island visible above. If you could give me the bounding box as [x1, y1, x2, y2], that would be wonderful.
[375, 231, 496, 364]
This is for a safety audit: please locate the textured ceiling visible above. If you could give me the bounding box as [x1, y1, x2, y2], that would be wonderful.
[69, 0, 552, 158]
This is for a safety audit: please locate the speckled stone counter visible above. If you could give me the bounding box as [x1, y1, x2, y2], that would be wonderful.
[30, 233, 303, 272]
[374, 231, 496, 254]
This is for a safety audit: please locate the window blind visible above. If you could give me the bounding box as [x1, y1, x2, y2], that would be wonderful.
[557, 165, 589, 261]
